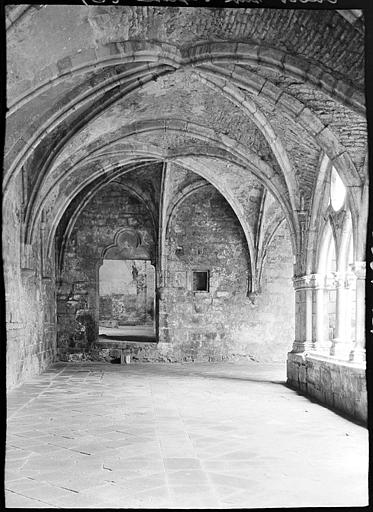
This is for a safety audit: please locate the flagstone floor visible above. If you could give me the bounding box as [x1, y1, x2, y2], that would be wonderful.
[5, 361, 368, 508]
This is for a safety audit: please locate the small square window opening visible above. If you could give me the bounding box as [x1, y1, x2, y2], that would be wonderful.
[193, 271, 209, 292]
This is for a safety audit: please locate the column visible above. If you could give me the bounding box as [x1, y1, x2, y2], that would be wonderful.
[330, 272, 351, 360]
[349, 262, 366, 363]
[312, 273, 331, 354]
[290, 275, 314, 353]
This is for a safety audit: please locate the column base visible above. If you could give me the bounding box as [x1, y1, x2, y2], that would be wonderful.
[290, 340, 314, 354]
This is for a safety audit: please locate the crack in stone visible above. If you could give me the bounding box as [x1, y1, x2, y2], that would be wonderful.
[5, 487, 62, 508]
[59, 486, 79, 493]
[44, 441, 92, 456]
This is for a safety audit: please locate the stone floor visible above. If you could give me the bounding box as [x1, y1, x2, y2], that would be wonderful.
[5, 361, 368, 509]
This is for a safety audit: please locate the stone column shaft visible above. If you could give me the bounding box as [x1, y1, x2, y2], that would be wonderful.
[349, 262, 366, 363]
[330, 273, 351, 360]
[313, 274, 331, 354]
[291, 275, 315, 353]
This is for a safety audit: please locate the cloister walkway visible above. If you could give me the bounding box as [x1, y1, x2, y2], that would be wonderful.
[5, 361, 368, 508]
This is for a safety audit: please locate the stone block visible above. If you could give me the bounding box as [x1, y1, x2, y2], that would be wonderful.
[279, 93, 305, 116]
[259, 81, 283, 104]
[297, 108, 324, 136]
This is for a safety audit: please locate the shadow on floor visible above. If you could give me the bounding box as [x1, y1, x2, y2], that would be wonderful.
[284, 381, 367, 427]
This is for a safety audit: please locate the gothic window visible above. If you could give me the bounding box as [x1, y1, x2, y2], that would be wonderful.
[330, 167, 346, 212]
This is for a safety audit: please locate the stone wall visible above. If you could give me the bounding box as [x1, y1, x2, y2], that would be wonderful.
[57, 183, 156, 359]
[4, 176, 57, 389]
[159, 186, 294, 362]
[287, 354, 367, 424]
[56, 182, 294, 364]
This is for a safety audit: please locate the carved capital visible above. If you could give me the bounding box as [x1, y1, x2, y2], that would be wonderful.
[351, 261, 366, 280]
[293, 273, 326, 290]
[292, 274, 312, 290]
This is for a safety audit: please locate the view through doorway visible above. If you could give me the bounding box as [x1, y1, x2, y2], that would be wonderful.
[99, 259, 156, 341]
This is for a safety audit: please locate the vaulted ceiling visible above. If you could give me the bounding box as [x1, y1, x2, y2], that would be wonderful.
[5, 5, 367, 277]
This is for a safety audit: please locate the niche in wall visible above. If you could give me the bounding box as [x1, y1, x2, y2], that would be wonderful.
[99, 259, 155, 331]
[192, 270, 210, 292]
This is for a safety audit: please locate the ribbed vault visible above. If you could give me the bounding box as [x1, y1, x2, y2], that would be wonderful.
[4, 4, 367, 280]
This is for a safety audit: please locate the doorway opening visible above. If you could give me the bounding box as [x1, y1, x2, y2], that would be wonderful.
[99, 259, 156, 341]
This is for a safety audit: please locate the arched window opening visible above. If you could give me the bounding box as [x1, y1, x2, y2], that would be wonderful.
[336, 209, 356, 353]
[99, 259, 155, 339]
[317, 221, 337, 347]
[325, 234, 337, 273]
[330, 167, 346, 212]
